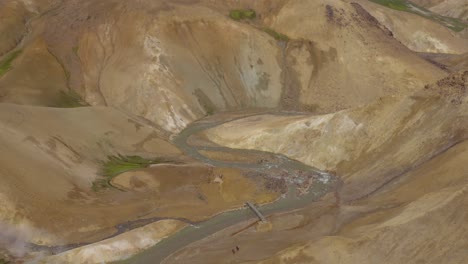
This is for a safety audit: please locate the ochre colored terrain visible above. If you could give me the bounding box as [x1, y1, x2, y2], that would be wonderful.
[0, 0, 467, 263]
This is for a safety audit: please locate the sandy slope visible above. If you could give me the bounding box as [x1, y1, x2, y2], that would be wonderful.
[0, 104, 277, 261]
[254, 141, 468, 264]
[0, 104, 177, 244]
[43, 220, 185, 264]
[0, 38, 69, 105]
[164, 139, 468, 264]
[0, 0, 57, 56]
[164, 71, 468, 264]
[0, 0, 467, 263]
[206, 72, 468, 200]
[0, 0, 446, 133]
[0, 0, 30, 56]
[356, 0, 468, 53]
[420, 52, 468, 72]
[266, 0, 445, 112]
[412, 0, 468, 22]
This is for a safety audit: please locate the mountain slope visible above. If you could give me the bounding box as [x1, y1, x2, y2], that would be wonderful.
[356, 0, 468, 53]
[1, 0, 447, 134]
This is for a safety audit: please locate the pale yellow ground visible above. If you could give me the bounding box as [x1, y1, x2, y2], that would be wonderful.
[0, 0, 467, 262]
[0, 104, 279, 250]
[43, 220, 185, 264]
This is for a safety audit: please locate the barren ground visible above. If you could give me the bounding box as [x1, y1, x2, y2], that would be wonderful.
[0, 0, 467, 263]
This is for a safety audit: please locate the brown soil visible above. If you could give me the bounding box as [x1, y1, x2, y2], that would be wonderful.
[1, 0, 468, 263]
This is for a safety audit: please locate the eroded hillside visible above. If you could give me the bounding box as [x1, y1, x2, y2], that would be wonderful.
[1, 0, 449, 132]
[0, 0, 467, 263]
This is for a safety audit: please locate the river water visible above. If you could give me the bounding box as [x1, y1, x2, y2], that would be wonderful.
[123, 112, 336, 264]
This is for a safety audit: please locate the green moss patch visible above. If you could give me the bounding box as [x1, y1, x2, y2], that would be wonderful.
[52, 90, 89, 108]
[229, 9, 256, 20]
[93, 155, 162, 192]
[262, 28, 290, 41]
[102, 155, 160, 177]
[0, 50, 22, 77]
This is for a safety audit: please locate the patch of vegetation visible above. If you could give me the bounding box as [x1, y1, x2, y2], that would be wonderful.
[92, 155, 162, 192]
[53, 90, 88, 108]
[0, 50, 22, 77]
[205, 106, 214, 115]
[368, 0, 467, 31]
[0, 259, 9, 264]
[72, 46, 79, 56]
[102, 155, 160, 177]
[262, 28, 290, 41]
[229, 9, 256, 20]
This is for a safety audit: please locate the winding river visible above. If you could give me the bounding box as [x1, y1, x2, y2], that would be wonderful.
[122, 111, 337, 264]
